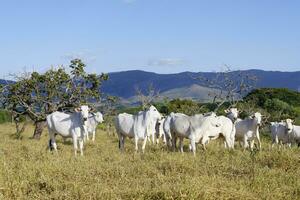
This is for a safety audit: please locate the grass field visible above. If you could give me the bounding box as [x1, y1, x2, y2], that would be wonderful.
[0, 123, 300, 200]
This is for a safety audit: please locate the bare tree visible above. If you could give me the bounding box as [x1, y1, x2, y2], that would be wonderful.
[197, 66, 257, 111]
[135, 83, 160, 110]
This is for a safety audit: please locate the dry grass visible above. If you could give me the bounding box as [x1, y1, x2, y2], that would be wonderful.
[0, 123, 300, 200]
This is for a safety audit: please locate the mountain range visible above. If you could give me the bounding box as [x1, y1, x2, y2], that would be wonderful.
[102, 69, 300, 103]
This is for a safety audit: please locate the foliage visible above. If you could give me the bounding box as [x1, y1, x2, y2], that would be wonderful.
[164, 99, 207, 115]
[0, 59, 108, 138]
[244, 88, 300, 107]
[0, 109, 11, 124]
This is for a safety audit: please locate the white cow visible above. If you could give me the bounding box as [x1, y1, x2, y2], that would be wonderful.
[85, 112, 104, 142]
[163, 112, 188, 147]
[269, 121, 291, 147]
[170, 113, 220, 154]
[201, 115, 236, 150]
[115, 105, 162, 153]
[286, 119, 300, 146]
[235, 112, 262, 150]
[224, 108, 239, 122]
[47, 105, 90, 156]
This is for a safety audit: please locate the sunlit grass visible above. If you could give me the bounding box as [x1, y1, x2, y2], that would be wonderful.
[0, 123, 300, 199]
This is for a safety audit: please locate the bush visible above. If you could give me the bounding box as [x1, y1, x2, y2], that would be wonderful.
[245, 88, 300, 107]
[0, 110, 11, 124]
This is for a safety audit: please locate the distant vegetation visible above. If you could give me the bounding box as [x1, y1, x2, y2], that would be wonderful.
[117, 88, 300, 125]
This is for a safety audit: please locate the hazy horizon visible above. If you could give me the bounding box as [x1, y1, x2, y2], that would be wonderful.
[1, 0, 300, 77]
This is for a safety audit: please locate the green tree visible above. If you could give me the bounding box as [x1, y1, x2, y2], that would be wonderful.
[1, 59, 108, 139]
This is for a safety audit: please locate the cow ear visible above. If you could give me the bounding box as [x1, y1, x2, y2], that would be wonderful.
[224, 109, 229, 113]
[75, 107, 81, 112]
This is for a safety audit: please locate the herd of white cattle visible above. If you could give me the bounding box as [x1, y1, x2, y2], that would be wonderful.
[45, 105, 300, 156]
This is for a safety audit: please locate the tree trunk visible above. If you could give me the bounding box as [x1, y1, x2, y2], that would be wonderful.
[33, 121, 46, 140]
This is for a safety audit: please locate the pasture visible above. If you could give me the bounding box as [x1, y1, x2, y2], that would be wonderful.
[0, 123, 300, 200]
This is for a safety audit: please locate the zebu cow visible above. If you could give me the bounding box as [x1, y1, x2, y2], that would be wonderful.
[235, 112, 262, 150]
[47, 105, 90, 156]
[170, 113, 221, 154]
[85, 112, 104, 142]
[269, 121, 291, 147]
[115, 105, 161, 153]
[224, 108, 239, 122]
[201, 115, 236, 150]
[163, 112, 188, 147]
[286, 119, 300, 146]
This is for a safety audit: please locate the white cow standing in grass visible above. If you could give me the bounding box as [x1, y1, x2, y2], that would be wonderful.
[115, 105, 162, 153]
[85, 112, 104, 142]
[163, 112, 188, 147]
[47, 105, 90, 156]
[170, 113, 223, 154]
[235, 112, 262, 150]
[286, 119, 300, 146]
[201, 115, 236, 150]
[269, 120, 292, 148]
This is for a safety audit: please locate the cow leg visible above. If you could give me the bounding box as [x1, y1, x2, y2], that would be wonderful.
[179, 137, 184, 153]
[156, 138, 160, 144]
[117, 131, 124, 151]
[73, 135, 78, 156]
[152, 132, 155, 144]
[256, 133, 261, 150]
[190, 138, 196, 156]
[202, 136, 209, 151]
[163, 133, 167, 145]
[239, 141, 243, 148]
[86, 131, 90, 141]
[79, 138, 84, 156]
[120, 135, 125, 151]
[142, 136, 148, 153]
[243, 136, 248, 150]
[92, 130, 96, 142]
[250, 140, 255, 151]
[118, 135, 125, 152]
[48, 130, 57, 152]
[172, 136, 177, 152]
[225, 136, 232, 149]
[135, 137, 139, 153]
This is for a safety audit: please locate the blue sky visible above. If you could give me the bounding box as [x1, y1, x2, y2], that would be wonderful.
[0, 0, 299, 78]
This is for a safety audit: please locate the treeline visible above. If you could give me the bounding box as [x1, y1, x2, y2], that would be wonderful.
[119, 88, 300, 125]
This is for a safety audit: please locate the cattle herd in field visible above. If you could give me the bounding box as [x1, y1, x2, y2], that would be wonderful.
[46, 105, 300, 156]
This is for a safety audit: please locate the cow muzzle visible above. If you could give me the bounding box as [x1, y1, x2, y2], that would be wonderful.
[83, 117, 88, 122]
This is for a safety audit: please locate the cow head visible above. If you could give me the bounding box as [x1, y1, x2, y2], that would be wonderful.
[285, 119, 294, 134]
[225, 108, 239, 121]
[252, 112, 262, 126]
[75, 105, 90, 123]
[94, 112, 104, 123]
[148, 105, 162, 122]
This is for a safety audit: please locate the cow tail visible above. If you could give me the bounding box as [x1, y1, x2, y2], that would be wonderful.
[230, 122, 236, 147]
[49, 139, 53, 151]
